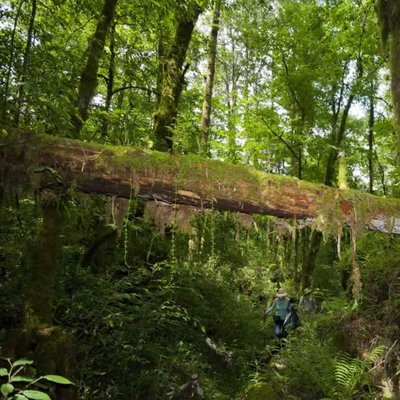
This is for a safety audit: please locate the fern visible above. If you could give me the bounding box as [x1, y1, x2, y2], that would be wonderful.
[365, 345, 385, 364]
[333, 346, 385, 399]
[335, 352, 364, 398]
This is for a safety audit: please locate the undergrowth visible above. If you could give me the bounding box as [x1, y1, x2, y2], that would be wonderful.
[2, 197, 400, 399]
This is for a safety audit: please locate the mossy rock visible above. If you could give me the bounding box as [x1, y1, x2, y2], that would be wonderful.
[244, 382, 279, 400]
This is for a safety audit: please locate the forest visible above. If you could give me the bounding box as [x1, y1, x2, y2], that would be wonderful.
[1, 0, 400, 399]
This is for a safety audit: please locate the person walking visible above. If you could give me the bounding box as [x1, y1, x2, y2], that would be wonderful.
[265, 288, 290, 339]
[299, 288, 317, 313]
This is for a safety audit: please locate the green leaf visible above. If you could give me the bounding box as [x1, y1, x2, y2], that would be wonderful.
[0, 368, 8, 376]
[20, 390, 51, 400]
[11, 376, 34, 383]
[42, 375, 73, 385]
[13, 359, 34, 367]
[14, 394, 29, 400]
[1, 129, 9, 138]
[1, 383, 14, 396]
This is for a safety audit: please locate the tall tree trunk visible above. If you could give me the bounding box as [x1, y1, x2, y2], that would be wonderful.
[297, 147, 302, 180]
[153, 6, 202, 152]
[324, 94, 354, 186]
[299, 228, 323, 291]
[368, 94, 375, 193]
[72, 0, 118, 137]
[377, 158, 388, 196]
[227, 104, 237, 162]
[200, 0, 221, 156]
[25, 192, 63, 323]
[4, 191, 78, 400]
[390, 25, 400, 127]
[281, 51, 306, 179]
[376, 0, 400, 126]
[101, 22, 116, 138]
[1, 0, 26, 122]
[303, 87, 354, 289]
[227, 31, 238, 163]
[155, 33, 167, 106]
[318, 57, 364, 292]
[14, 0, 37, 127]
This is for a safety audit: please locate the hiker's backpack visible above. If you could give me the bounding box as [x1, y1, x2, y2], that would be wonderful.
[284, 304, 300, 329]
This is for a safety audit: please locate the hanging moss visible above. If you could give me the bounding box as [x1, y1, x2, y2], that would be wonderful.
[3, 128, 400, 240]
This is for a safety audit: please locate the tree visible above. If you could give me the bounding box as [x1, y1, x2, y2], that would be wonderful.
[376, 0, 400, 125]
[72, 0, 119, 137]
[1, 0, 25, 123]
[13, 0, 37, 127]
[153, 2, 204, 152]
[200, 0, 221, 156]
[2, 127, 400, 235]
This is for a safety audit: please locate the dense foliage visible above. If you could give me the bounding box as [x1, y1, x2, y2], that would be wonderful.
[0, 0, 397, 190]
[1, 194, 400, 399]
[2, 0, 400, 398]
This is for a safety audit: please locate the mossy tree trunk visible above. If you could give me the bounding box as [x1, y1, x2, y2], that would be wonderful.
[368, 93, 375, 193]
[200, 0, 221, 156]
[376, 0, 400, 126]
[324, 93, 354, 186]
[281, 50, 306, 180]
[304, 84, 354, 289]
[1, 0, 25, 122]
[310, 57, 363, 291]
[25, 192, 62, 324]
[390, 25, 400, 128]
[299, 229, 323, 291]
[14, 0, 37, 127]
[153, 5, 202, 152]
[377, 0, 400, 123]
[3, 189, 77, 400]
[223, 25, 239, 163]
[2, 128, 400, 234]
[101, 22, 116, 138]
[72, 0, 118, 137]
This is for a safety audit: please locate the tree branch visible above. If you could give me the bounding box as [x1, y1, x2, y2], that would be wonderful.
[261, 117, 300, 161]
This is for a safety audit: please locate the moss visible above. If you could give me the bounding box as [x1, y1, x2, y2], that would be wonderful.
[4, 129, 400, 239]
[312, 185, 400, 241]
[209, 390, 231, 400]
[22, 133, 400, 210]
[90, 137, 322, 202]
[244, 382, 279, 400]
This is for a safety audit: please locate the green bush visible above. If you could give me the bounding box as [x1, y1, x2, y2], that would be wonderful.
[275, 326, 337, 400]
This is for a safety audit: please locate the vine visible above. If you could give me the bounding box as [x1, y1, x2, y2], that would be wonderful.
[170, 180, 179, 269]
[122, 177, 136, 268]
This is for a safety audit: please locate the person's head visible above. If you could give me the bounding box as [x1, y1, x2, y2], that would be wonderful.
[276, 287, 287, 298]
[304, 288, 312, 295]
